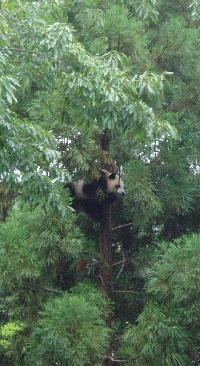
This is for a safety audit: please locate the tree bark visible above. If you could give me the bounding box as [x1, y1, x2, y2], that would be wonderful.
[100, 202, 112, 302]
[99, 202, 113, 365]
[100, 129, 115, 365]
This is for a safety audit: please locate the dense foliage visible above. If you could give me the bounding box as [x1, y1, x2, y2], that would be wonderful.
[0, 0, 200, 365]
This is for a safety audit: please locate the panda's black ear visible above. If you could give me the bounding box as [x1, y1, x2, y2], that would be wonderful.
[109, 172, 116, 180]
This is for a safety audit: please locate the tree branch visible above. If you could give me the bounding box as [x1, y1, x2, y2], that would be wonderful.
[111, 260, 126, 268]
[0, 47, 41, 54]
[107, 353, 141, 363]
[107, 356, 126, 363]
[116, 248, 125, 279]
[0, 47, 63, 63]
[38, 285, 62, 294]
[114, 290, 139, 294]
[112, 222, 134, 231]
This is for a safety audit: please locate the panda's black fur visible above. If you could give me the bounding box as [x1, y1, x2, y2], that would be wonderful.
[65, 170, 125, 222]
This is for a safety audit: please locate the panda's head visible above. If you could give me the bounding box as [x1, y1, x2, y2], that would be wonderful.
[102, 170, 125, 197]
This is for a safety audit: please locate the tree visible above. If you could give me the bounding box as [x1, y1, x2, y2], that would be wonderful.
[0, 0, 200, 365]
[27, 287, 110, 366]
[119, 235, 200, 365]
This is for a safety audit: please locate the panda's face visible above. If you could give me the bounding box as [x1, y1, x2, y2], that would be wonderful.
[107, 172, 125, 197]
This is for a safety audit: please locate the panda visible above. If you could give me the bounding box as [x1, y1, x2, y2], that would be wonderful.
[64, 169, 125, 222]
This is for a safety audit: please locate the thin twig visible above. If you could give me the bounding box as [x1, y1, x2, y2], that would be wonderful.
[0, 47, 64, 64]
[107, 355, 126, 363]
[116, 249, 125, 279]
[107, 353, 141, 363]
[0, 10, 29, 29]
[38, 285, 62, 294]
[114, 290, 139, 294]
[111, 260, 126, 268]
[112, 222, 134, 231]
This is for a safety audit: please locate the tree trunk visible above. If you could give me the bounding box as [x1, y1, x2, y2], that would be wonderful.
[100, 202, 112, 298]
[99, 202, 113, 365]
[100, 129, 115, 365]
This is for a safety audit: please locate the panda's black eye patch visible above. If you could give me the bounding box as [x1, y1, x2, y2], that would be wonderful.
[116, 184, 120, 189]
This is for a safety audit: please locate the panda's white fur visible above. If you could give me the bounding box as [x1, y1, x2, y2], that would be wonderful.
[74, 170, 124, 198]
[103, 169, 125, 197]
[73, 180, 86, 198]
[108, 174, 125, 196]
[65, 169, 125, 221]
